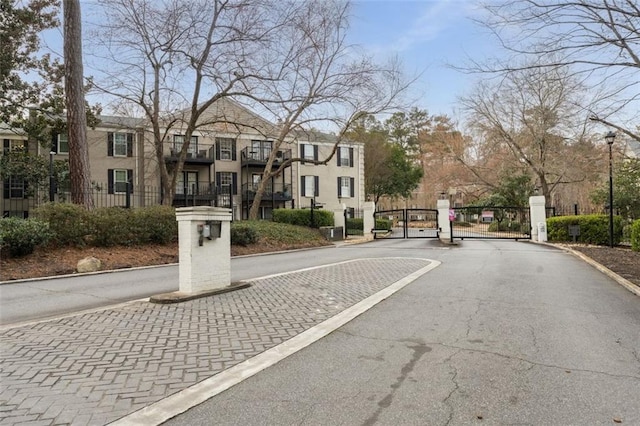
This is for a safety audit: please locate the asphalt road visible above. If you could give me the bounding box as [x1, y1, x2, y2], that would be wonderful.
[1, 239, 638, 425]
[163, 239, 640, 425]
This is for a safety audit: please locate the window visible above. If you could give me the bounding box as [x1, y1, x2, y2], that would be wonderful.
[251, 174, 272, 192]
[114, 170, 128, 193]
[216, 171, 237, 195]
[3, 139, 26, 154]
[176, 171, 198, 195]
[108, 132, 133, 157]
[114, 134, 127, 156]
[107, 169, 133, 194]
[337, 146, 353, 167]
[301, 175, 319, 197]
[3, 177, 26, 199]
[173, 135, 198, 156]
[337, 176, 355, 198]
[250, 140, 272, 160]
[216, 138, 236, 160]
[301, 144, 317, 161]
[58, 134, 69, 154]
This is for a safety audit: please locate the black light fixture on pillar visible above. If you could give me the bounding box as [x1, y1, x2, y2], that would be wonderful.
[605, 131, 616, 248]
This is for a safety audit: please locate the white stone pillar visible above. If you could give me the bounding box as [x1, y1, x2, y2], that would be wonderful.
[176, 206, 232, 293]
[333, 204, 346, 239]
[363, 201, 375, 237]
[529, 195, 547, 242]
[437, 199, 451, 243]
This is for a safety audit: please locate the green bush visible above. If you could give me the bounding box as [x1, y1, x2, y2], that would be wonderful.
[131, 206, 177, 244]
[374, 218, 392, 231]
[33, 203, 92, 246]
[346, 218, 363, 230]
[631, 219, 640, 252]
[91, 207, 135, 247]
[272, 208, 333, 228]
[0, 217, 52, 257]
[487, 221, 528, 233]
[547, 214, 624, 245]
[230, 223, 259, 246]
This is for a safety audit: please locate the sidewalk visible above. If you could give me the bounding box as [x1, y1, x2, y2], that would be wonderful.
[0, 257, 435, 426]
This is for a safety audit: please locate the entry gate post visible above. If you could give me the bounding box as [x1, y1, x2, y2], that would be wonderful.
[529, 196, 547, 242]
[437, 198, 451, 243]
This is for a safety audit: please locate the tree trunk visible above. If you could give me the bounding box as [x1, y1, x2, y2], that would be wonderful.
[63, 0, 93, 209]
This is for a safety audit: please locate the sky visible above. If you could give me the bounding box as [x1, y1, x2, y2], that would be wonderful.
[40, 0, 498, 122]
[347, 0, 496, 120]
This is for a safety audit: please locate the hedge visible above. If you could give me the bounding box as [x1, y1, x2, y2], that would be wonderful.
[374, 218, 392, 231]
[0, 217, 52, 257]
[346, 218, 363, 230]
[33, 203, 177, 248]
[547, 214, 624, 245]
[272, 208, 333, 228]
[631, 219, 640, 252]
[33, 203, 92, 246]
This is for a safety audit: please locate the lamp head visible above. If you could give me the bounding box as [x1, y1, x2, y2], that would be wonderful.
[605, 131, 616, 145]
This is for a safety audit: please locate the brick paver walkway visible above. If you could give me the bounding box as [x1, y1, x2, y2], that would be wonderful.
[0, 258, 431, 425]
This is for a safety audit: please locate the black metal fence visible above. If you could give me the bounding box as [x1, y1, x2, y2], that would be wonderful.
[452, 206, 531, 240]
[1, 182, 232, 218]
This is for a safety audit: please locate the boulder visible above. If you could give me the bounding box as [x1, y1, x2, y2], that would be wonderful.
[77, 256, 101, 273]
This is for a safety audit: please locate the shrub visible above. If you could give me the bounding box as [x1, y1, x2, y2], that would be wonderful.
[547, 214, 624, 245]
[131, 206, 177, 244]
[272, 208, 333, 228]
[91, 207, 134, 247]
[346, 218, 363, 230]
[488, 221, 528, 233]
[0, 217, 52, 257]
[230, 223, 259, 246]
[33, 203, 92, 246]
[374, 218, 392, 231]
[631, 219, 640, 252]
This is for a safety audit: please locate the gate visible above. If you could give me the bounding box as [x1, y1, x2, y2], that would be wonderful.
[374, 209, 439, 239]
[451, 206, 531, 240]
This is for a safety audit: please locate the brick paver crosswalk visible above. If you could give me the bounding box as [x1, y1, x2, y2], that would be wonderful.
[0, 258, 431, 425]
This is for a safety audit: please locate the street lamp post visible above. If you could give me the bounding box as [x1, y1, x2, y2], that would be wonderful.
[605, 131, 616, 248]
[49, 151, 55, 202]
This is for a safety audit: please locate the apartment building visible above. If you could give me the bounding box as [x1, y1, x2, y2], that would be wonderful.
[1, 98, 365, 219]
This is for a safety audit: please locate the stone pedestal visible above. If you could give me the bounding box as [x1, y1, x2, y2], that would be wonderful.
[176, 206, 232, 294]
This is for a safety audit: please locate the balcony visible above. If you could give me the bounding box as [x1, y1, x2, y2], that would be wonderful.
[241, 147, 292, 167]
[242, 182, 292, 202]
[173, 182, 216, 202]
[166, 143, 214, 164]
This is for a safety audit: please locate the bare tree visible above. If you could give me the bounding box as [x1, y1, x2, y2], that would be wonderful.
[460, 65, 601, 201]
[88, 0, 410, 215]
[244, 1, 410, 219]
[473, 0, 640, 141]
[63, 0, 93, 209]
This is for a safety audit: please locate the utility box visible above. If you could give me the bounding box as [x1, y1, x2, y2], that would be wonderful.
[537, 222, 548, 242]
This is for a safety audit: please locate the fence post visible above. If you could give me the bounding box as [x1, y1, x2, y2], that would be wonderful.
[437, 198, 451, 243]
[125, 181, 132, 208]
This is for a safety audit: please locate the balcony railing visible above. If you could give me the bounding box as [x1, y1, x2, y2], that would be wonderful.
[166, 143, 214, 163]
[241, 147, 292, 166]
[174, 182, 216, 199]
[242, 182, 292, 201]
